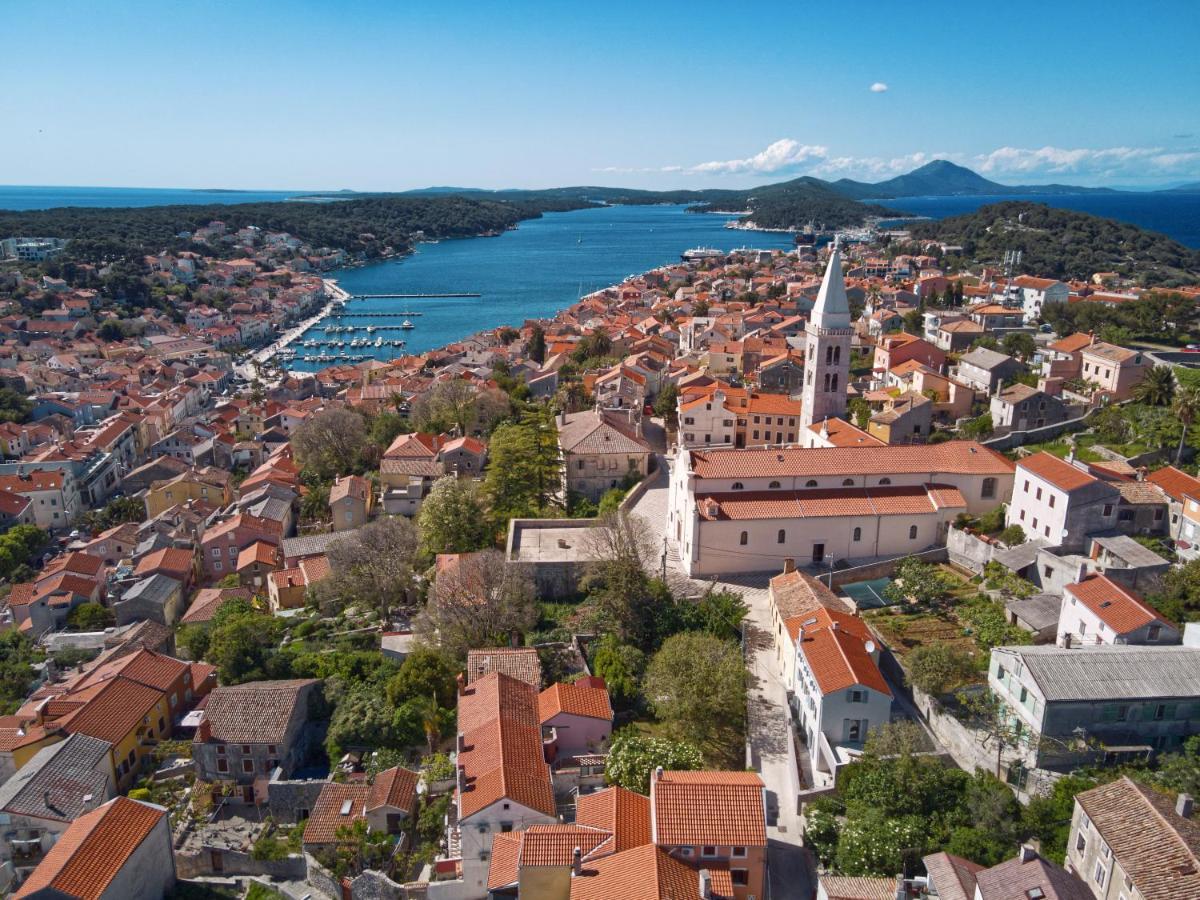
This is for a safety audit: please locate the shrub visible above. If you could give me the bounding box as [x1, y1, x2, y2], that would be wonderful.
[907, 644, 978, 696]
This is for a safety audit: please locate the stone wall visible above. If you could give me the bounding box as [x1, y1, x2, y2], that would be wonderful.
[175, 847, 306, 881]
[828, 546, 948, 589]
[946, 527, 995, 575]
[267, 777, 327, 824]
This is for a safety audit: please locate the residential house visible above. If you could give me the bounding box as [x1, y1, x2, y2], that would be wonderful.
[1147, 465, 1200, 556]
[11, 796, 175, 900]
[0, 471, 79, 530]
[266, 554, 330, 613]
[557, 408, 653, 503]
[111, 574, 185, 627]
[538, 676, 613, 762]
[198, 513, 281, 581]
[235, 540, 280, 590]
[956, 347, 1022, 394]
[1014, 275, 1069, 324]
[990, 384, 1072, 435]
[192, 679, 321, 801]
[1065, 776, 1200, 899]
[1006, 452, 1120, 550]
[1078, 342, 1149, 401]
[1057, 575, 1179, 648]
[0, 734, 114, 871]
[867, 392, 932, 444]
[329, 474, 373, 531]
[451, 672, 557, 896]
[914, 847, 1090, 900]
[872, 333, 946, 375]
[989, 643, 1200, 771]
[143, 467, 232, 519]
[649, 769, 768, 900]
[465, 648, 542, 687]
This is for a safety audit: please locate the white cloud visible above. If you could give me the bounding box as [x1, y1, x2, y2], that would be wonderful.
[689, 139, 828, 176]
[595, 139, 1200, 184]
[870, 82, 889, 93]
[974, 145, 1200, 179]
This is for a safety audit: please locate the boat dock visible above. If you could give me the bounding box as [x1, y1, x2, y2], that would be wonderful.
[348, 292, 480, 299]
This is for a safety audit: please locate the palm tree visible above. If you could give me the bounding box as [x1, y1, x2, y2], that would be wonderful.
[414, 693, 442, 756]
[1133, 365, 1177, 407]
[1173, 384, 1200, 463]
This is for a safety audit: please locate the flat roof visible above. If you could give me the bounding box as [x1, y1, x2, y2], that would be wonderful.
[509, 521, 605, 564]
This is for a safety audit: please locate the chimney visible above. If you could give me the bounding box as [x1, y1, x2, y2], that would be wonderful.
[699, 870, 713, 900]
[457, 732, 465, 753]
[557, 407, 567, 426]
[782, 558, 795, 575]
[1019, 845, 1038, 863]
[572, 846, 582, 876]
[456, 765, 466, 793]
[1178, 793, 1194, 819]
[831, 620, 840, 631]
[455, 672, 465, 696]
[654, 765, 664, 782]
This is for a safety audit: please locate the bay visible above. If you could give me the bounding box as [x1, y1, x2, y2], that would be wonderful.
[0, 185, 311, 210]
[288, 204, 792, 370]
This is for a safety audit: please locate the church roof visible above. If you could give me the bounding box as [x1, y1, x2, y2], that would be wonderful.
[811, 240, 851, 331]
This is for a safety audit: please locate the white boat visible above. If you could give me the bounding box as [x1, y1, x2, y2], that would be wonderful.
[400, 319, 415, 330]
[374, 337, 383, 347]
[366, 325, 376, 333]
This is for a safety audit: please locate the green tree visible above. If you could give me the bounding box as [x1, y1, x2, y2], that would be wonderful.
[1149, 558, 1200, 623]
[597, 488, 627, 517]
[528, 324, 546, 365]
[604, 731, 703, 793]
[385, 647, 458, 708]
[0, 388, 33, 425]
[204, 599, 279, 684]
[1022, 773, 1102, 863]
[834, 809, 926, 877]
[1133, 365, 1177, 407]
[0, 631, 41, 715]
[369, 410, 410, 448]
[325, 683, 401, 761]
[68, 602, 115, 631]
[1001, 332, 1036, 360]
[590, 635, 645, 710]
[417, 476, 492, 555]
[644, 632, 746, 761]
[0, 525, 46, 580]
[960, 413, 994, 440]
[483, 412, 564, 521]
[82, 495, 145, 532]
[882, 557, 950, 606]
[318, 516, 420, 619]
[906, 644, 977, 696]
[1172, 384, 1200, 463]
[292, 407, 368, 480]
[653, 382, 679, 429]
[97, 320, 125, 341]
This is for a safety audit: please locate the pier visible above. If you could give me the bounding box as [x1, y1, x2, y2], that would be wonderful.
[347, 292, 480, 299]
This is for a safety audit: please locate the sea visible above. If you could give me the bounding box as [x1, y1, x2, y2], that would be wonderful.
[3, 185, 1198, 371]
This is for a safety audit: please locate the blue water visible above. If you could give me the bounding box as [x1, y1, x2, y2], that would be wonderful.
[288, 204, 793, 370]
[877, 192, 1200, 248]
[0, 185, 314, 210]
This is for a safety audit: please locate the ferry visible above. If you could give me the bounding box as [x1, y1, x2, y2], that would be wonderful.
[681, 246, 724, 262]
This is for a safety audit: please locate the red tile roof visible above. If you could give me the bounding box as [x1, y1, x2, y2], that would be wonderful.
[697, 484, 965, 521]
[798, 608, 892, 697]
[14, 797, 166, 900]
[569, 843, 709, 900]
[303, 782, 370, 845]
[366, 766, 419, 816]
[1065, 575, 1168, 634]
[134, 547, 193, 578]
[1148, 465, 1200, 503]
[538, 681, 613, 724]
[575, 785, 652, 853]
[1018, 452, 1099, 492]
[689, 441, 1012, 480]
[650, 771, 766, 847]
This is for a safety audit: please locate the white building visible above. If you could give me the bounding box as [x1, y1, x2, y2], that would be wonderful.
[1006, 452, 1120, 550]
[1014, 275, 1069, 324]
[1057, 574, 1179, 648]
[677, 388, 737, 448]
[770, 568, 891, 787]
[667, 441, 1014, 577]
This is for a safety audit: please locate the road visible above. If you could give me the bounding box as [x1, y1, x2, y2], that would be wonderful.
[628, 458, 817, 900]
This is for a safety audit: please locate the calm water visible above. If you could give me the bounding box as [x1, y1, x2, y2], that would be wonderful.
[0, 185, 312, 209]
[877, 192, 1200, 248]
[288, 204, 793, 370]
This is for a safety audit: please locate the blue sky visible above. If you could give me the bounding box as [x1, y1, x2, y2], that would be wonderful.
[3, 0, 1198, 191]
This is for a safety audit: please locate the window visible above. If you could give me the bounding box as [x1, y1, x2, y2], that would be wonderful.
[1149, 624, 1162, 641]
[701, 846, 717, 858]
[268, 745, 277, 754]
[879, 477, 891, 485]
[241, 745, 250, 754]
[158, 717, 165, 732]
[216, 744, 226, 756]
[1094, 862, 1107, 887]
[777, 529, 786, 544]
[769, 480, 781, 489]
[731, 482, 744, 491]
[731, 846, 747, 858]
[1024, 480, 1030, 493]
[576, 460, 584, 470]
[213, 561, 222, 571]
[1103, 504, 1114, 516]
[1049, 495, 1056, 508]
[243, 759, 254, 773]
[217, 758, 229, 773]
[909, 525, 918, 539]
[1036, 487, 1043, 500]
[740, 531, 748, 546]
[848, 689, 866, 703]
[806, 479, 818, 487]
[679, 847, 693, 857]
[731, 869, 749, 886]
[501, 822, 513, 832]
[1075, 832, 1087, 853]
[853, 526, 862, 542]
[843, 478, 854, 486]
[982, 477, 997, 499]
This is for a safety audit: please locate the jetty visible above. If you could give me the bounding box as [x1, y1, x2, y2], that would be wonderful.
[348, 292, 480, 299]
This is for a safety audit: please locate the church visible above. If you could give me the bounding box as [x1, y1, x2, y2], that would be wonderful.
[665, 243, 1016, 578]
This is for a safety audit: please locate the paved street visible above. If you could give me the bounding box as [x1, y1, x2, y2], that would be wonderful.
[628, 458, 817, 900]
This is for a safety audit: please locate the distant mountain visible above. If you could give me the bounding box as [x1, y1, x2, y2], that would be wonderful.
[829, 160, 1116, 199]
[1162, 181, 1200, 193]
